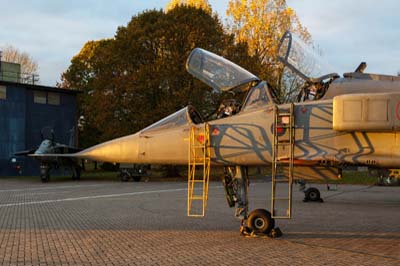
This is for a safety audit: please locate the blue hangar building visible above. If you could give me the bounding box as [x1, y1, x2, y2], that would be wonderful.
[0, 60, 79, 176]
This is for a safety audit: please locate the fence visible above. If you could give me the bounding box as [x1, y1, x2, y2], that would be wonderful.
[0, 70, 39, 85]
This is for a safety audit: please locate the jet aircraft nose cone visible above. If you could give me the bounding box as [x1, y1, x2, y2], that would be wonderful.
[77, 133, 140, 163]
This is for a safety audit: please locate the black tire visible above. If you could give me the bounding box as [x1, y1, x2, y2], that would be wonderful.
[72, 167, 81, 181]
[40, 164, 50, 183]
[132, 176, 141, 182]
[41, 174, 49, 183]
[305, 187, 320, 201]
[120, 172, 130, 182]
[247, 209, 275, 234]
[75, 167, 81, 180]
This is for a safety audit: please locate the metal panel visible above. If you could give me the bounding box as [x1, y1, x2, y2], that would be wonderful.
[333, 93, 399, 131]
[0, 85, 26, 176]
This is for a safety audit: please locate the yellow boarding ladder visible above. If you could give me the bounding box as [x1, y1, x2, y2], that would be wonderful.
[271, 103, 295, 219]
[187, 123, 211, 217]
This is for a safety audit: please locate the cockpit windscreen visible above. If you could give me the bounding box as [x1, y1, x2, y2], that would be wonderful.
[141, 106, 203, 134]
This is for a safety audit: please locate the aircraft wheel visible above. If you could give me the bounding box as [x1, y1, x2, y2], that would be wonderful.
[132, 176, 141, 182]
[304, 187, 321, 202]
[41, 174, 49, 183]
[72, 167, 81, 181]
[75, 167, 81, 180]
[247, 209, 275, 234]
[120, 172, 130, 182]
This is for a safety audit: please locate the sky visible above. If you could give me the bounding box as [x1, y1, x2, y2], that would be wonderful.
[0, 0, 398, 86]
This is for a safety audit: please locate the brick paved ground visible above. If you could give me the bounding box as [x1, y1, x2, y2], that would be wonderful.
[0, 178, 398, 265]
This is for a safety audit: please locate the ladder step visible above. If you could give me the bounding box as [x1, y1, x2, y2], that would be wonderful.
[273, 179, 290, 182]
[275, 162, 292, 166]
[188, 214, 205, 217]
[272, 104, 294, 220]
[272, 215, 291, 219]
[188, 123, 211, 217]
[190, 162, 209, 165]
[273, 197, 290, 200]
[190, 196, 204, 200]
[276, 143, 291, 147]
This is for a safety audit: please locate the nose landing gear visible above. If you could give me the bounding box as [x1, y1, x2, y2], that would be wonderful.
[222, 166, 282, 237]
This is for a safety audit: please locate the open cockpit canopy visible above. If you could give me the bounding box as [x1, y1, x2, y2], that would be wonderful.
[186, 48, 260, 92]
[278, 31, 339, 83]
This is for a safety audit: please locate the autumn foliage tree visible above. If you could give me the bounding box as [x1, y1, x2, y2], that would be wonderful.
[226, 0, 311, 102]
[61, 6, 255, 147]
[166, 0, 212, 13]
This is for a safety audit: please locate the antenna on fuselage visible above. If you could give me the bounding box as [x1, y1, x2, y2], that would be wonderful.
[355, 62, 367, 73]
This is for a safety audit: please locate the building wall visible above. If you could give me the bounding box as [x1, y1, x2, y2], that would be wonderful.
[24, 89, 77, 175]
[0, 82, 78, 176]
[0, 85, 26, 176]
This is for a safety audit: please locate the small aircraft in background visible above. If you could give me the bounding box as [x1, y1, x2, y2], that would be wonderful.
[51, 31, 400, 236]
[15, 127, 82, 182]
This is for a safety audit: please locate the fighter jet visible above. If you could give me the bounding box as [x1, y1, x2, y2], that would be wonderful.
[62, 31, 400, 235]
[15, 127, 82, 182]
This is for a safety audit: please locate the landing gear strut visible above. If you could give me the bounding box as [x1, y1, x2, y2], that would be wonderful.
[222, 166, 249, 219]
[40, 163, 50, 183]
[222, 166, 280, 237]
[72, 166, 81, 181]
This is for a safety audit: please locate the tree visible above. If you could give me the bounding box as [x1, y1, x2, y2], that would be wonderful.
[0, 45, 38, 75]
[166, 0, 212, 13]
[61, 7, 254, 147]
[226, 0, 311, 102]
[60, 39, 115, 147]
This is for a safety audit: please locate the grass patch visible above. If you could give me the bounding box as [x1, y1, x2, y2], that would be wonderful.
[0, 171, 120, 182]
[0, 167, 381, 185]
[304, 170, 377, 185]
[339, 171, 377, 185]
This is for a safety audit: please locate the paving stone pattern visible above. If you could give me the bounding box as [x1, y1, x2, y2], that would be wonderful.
[0, 178, 398, 265]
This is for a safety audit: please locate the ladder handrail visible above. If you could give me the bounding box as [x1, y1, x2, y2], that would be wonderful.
[271, 103, 295, 219]
[187, 123, 211, 217]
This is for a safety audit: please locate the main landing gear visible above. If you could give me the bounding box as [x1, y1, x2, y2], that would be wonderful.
[40, 163, 50, 183]
[39, 163, 82, 183]
[222, 166, 282, 238]
[297, 180, 324, 202]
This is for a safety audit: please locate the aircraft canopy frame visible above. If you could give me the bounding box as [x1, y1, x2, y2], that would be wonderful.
[186, 48, 260, 92]
[141, 106, 203, 134]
